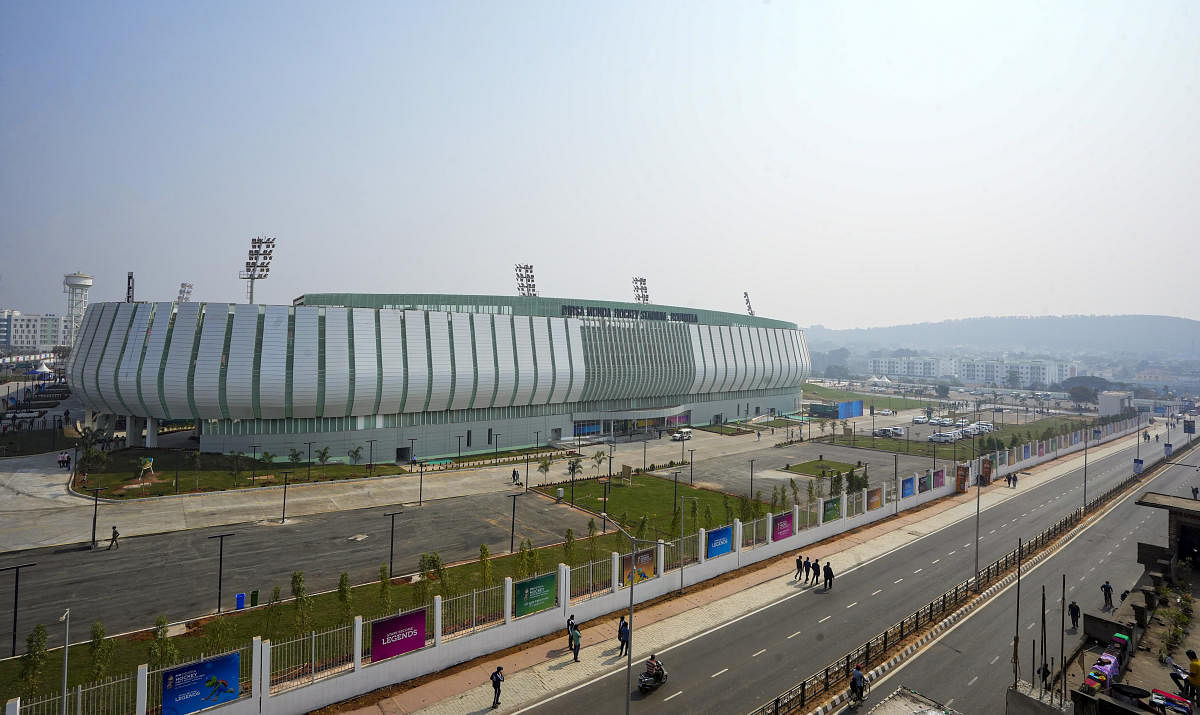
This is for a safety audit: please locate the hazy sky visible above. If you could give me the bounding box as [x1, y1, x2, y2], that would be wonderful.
[2, 1, 1198, 329]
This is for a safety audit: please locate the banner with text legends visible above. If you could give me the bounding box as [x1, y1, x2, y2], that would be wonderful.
[706, 526, 733, 559]
[371, 609, 427, 660]
[161, 653, 240, 715]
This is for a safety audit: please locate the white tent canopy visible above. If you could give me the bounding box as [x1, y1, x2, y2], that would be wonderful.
[32, 362, 53, 373]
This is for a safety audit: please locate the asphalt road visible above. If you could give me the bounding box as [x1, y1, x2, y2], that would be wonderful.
[849, 458, 1193, 713]
[521, 436, 1165, 714]
[0, 491, 592, 649]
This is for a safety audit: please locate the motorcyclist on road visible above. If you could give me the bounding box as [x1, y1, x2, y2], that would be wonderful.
[645, 654, 664, 682]
[850, 665, 865, 700]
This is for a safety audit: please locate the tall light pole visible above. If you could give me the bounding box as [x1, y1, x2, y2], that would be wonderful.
[603, 514, 656, 715]
[237, 235, 276, 303]
[58, 608, 70, 715]
[456, 435, 463, 459]
[2, 563, 35, 657]
[385, 510, 402, 578]
[418, 462, 425, 506]
[672, 471, 680, 506]
[304, 441, 314, 481]
[510, 494, 522, 553]
[408, 438, 417, 464]
[495, 433, 502, 464]
[748, 458, 757, 502]
[280, 471, 291, 523]
[974, 461, 982, 592]
[642, 441, 647, 472]
[89, 487, 101, 549]
[250, 445, 260, 483]
[688, 449, 695, 485]
[1082, 427, 1089, 509]
[207, 533, 235, 613]
[366, 439, 376, 476]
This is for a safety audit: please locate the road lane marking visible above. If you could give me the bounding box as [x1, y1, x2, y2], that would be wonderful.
[871, 589, 883, 596]
[753, 649, 766, 657]
[967, 675, 979, 686]
[711, 668, 728, 678]
[1027, 622, 1035, 630]
[948, 550, 956, 555]
[819, 615, 831, 623]
[990, 655, 1000, 665]
[847, 602, 858, 609]
[664, 691, 683, 701]
[932, 559, 940, 564]
[989, 529, 996, 534]
[894, 578, 904, 584]
[946, 699, 955, 707]
[788, 631, 802, 639]
[914, 568, 923, 573]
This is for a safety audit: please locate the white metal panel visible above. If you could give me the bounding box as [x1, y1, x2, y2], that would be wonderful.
[492, 315, 516, 407]
[706, 326, 725, 393]
[426, 311, 452, 412]
[96, 303, 134, 414]
[686, 324, 706, 394]
[471, 314, 496, 409]
[795, 330, 811, 382]
[564, 318, 586, 404]
[695, 325, 714, 394]
[323, 307, 350, 416]
[224, 305, 259, 419]
[754, 328, 772, 390]
[722, 325, 741, 392]
[162, 303, 200, 419]
[291, 307, 320, 418]
[774, 329, 793, 387]
[377, 310, 406, 414]
[68, 305, 101, 394]
[547, 318, 571, 404]
[740, 327, 759, 391]
[191, 304, 229, 417]
[511, 316, 535, 406]
[449, 314, 475, 410]
[784, 330, 804, 386]
[257, 306, 290, 419]
[80, 304, 118, 411]
[117, 304, 153, 415]
[529, 317, 553, 404]
[402, 310, 429, 413]
[729, 326, 748, 391]
[138, 304, 173, 419]
[350, 309, 379, 416]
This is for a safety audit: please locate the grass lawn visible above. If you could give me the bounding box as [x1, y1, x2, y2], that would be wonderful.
[802, 384, 934, 412]
[813, 415, 1091, 461]
[695, 424, 753, 436]
[785, 459, 860, 477]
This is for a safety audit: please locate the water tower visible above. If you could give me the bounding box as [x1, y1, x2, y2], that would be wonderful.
[63, 272, 93, 345]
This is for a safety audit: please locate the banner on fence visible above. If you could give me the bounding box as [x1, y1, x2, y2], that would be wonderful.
[933, 468, 945, 489]
[918, 471, 931, 493]
[822, 496, 842, 521]
[999, 450, 1008, 466]
[981, 458, 993, 485]
[1186, 420, 1195, 435]
[1165, 443, 1174, 458]
[772, 511, 794, 541]
[161, 652, 239, 715]
[1093, 428, 1102, 441]
[1023, 444, 1031, 460]
[902, 476, 915, 498]
[867, 487, 883, 510]
[1134, 458, 1144, 475]
[706, 525, 733, 559]
[1038, 442, 1045, 458]
[515, 572, 558, 616]
[372, 609, 427, 660]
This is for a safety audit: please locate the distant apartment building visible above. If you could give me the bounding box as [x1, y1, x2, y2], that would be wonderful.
[1, 310, 72, 351]
[869, 355, 1078, 388]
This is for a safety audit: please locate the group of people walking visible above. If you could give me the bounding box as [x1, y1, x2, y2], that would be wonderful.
[794, 554, 834, 590]
[56, 451, 71, 469]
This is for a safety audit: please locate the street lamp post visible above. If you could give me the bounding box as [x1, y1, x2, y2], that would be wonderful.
[174, 449, 180, 494]
[688, 449, 695, 485]
[495, 434, 502, 465]
[366, 439, 376, 476]
[250, 445, 260, 483]
[58, 608, 70, 715]
[408, 438, 417, 464]
[89, 488, 101, 549]
[1083, 428, 1089, 509]
[207, 533, 235, 613]
[510, 494, 522, 553]
[2, 563, 35, 657]
[385, 510, 402, 578]
[748, 458, 757, 502]
[642, 441, 647, 472]
[602, 514, 656, 715]
[672, 471, 680, 506]
[280, 471, 291, 523]
[608, 443, 614, 477]
[418, 462, 425, 506]
[305, 441, 314, 482]
[456, 435, 463, 459]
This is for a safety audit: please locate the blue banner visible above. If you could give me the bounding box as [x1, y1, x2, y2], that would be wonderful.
[706, 525, 733, 559]
[1134, 458, 1144, 475]
[901, 477, 915, 498]
[162, 653, 239, 715]
[1092, 428, 1102, 441]
[1023, 444, 1031, 460]
[1165, 443, 1174, 458]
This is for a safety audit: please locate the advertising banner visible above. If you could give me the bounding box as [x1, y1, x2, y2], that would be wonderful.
[867, 487, 883, 510]
[706, 526, 733, 559]
[1134, 458, 1144, 475]
[1185, 420, 1195, 435]
[933, 468, 945, 489]
[771, 511, 794, 541]
[1165, 443, 1174, 458]
[902, 477, 915, 498]
[1038, 442, 1045, 458]
[822, 496, 842, 522]
[371, 609, 426, 660]
[161, 653, 239, 715]
[981, 458, 993, 485]
[955, 465, 969, 492]
[999, 450, 1008, 466]
[620, 549, 655, 586]
[1092, 428, 1102, 441]
[514, 573, 558, 617]
[1023, 444, 1031, 461]
[918, 472, 931, 493]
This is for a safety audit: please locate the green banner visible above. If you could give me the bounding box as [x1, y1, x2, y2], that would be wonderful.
[822, 496, 841, 523]
[513, 572, 557, 618]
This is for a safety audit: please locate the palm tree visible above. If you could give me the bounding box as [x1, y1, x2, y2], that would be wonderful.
[315, 447, 331, 479]
[347, 446, 363, 465]
[536, 456, 552, 484]
[591, 450, 606, 475]
[567, 458, 583, 480]
[259, 451, 275, 481]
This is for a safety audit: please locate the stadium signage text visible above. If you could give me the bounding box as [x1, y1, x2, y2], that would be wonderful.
[560, 304, 698, 323]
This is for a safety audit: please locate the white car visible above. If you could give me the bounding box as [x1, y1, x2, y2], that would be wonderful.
[955, 418, 969, 427]
[913, 416, 929, 424]
[878, 409, 894, 416]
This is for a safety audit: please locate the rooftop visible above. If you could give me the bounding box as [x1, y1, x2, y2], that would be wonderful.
[1135, 491, 1200, 515]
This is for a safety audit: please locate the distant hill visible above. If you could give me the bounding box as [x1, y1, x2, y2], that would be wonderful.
[804, 315, 1200, 357]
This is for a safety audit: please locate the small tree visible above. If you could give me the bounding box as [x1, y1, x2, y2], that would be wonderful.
[592, 450, 607, 475]
[378, 564, 393, 612]
[669, 507, 681, 537]
[586, 519, 599, 563]
[288, 448, 303, 472]
[347, 446, 363, 465]
[190, 450, 202, 472]
[337, 572, 353, 623]
[19, 623, 48, 696]
[478, 544, 495, 587]
[563, 528, 577, 566]
[264, 586, 283, 640]
[789, 478, 800, 506]
[770, 485, 780, 515]
[88, 620, 114, 680]
[567, 458, 583, 479]
[722, 494, 733, 524]
[148, 615, 179, 670]
[204, 616, 235, 654]
[432, 552, 452, 597]
[291, 571, 312, 633]
[635, 515, 648, 541]
[230, 450, 243, 485]
[702, 502, 715, 529]
[754, 490, 764, 518]
[537, 456, 552, 483]
[315, 447, 331, 478]
[260, 451, 276, 471]
[831, 472, 843, 496]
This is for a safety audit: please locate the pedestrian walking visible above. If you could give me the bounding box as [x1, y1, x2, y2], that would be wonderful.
[1101, 581, 1114, 609]
[490, 666, 504, 708]
[1068, 600, 1080, 630]
[1192, 486, 1198, 501]
[566, 614, 576, 650]
[512, 468, 520, 485]
[823, 562, 834, 590]
[794, 554, 804, 581]
[803, 557, 812, 583]
[617, 616, 629, 656]
[809, 558, 820, 585]
[107, 525, 120, 550]
[570, 624, 581, 662]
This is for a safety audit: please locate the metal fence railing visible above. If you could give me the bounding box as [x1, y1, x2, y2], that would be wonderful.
[17, 690, 66, 715]
[662, 534, 700, 573]
[442, 585, 506, 639]
[570, 557, 613, 602]
[269, 624, 354, 694]
[748, 464, 1158, 714]
[741, 516, 769, 548]
[147, 641, 254, 713]
[78, 672, 139, 715]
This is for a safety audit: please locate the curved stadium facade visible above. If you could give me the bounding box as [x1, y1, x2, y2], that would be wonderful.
[67, 294, 810, 458]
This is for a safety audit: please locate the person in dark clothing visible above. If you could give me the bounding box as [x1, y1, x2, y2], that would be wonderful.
[108, 525, 119, 550]
[490, 666, 504, 708]
[804, 557, 812, 583]
[1101, 581, 1114, 609]
[1192, 486, 1198, 500]
[809, 558, 820, 585]
[617, 616, 629, 656]
[1068, 601, 1081, 630]
[794, 555, 804, 581]
[570, 624, 581, 662]
[823, 562, 834, 590]
[566, 614, 576, 649]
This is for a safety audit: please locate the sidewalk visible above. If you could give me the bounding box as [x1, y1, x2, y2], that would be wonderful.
[337, 431, 1144, 714]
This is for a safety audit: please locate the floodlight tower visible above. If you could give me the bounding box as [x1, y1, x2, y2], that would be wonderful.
[515, 264, 538, 297]
[63, 272, 93, 345]
[632, 277, 649, 304]
[744, 291, 755, 317]
[238, 236, 276, 303]
[177, 282, 194, 303]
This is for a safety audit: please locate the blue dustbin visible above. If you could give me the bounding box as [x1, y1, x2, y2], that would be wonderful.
[236, 592, 246, 610]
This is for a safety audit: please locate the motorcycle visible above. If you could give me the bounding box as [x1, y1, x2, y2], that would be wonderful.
[638, 666, 669, 694]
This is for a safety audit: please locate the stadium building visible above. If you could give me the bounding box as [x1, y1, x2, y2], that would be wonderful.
[67, 294, 810, 458]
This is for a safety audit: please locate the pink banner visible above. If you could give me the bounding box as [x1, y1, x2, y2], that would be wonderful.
[371, 609, 426, 661]
[772, 511, 794, 541]
[933, 469, 945, 488]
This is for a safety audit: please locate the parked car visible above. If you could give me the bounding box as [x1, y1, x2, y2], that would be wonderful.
[873, 428, 892, 437]
[671, 429, 693, 441]
[955, 418, 969, 427]
[913, 415, 929, 424]
[878, 409, 895, 416]
[889, 426, 905, 438]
